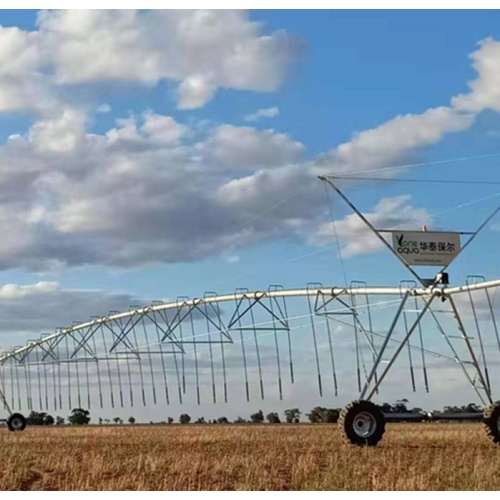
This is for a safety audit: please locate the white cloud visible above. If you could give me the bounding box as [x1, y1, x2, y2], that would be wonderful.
[207, 124, 304, 168]
[0, 281, 141, 343]
[453, 38, 500, 112]
[29, 9, 302, 110]
[312, 107, 475, 177]
[311, 195, 433, 257]
[244, 107, 280, 122]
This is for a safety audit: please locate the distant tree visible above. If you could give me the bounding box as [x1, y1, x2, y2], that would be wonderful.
[44, 414, 55, 426]
[56, 416, 65, 426]
[128, 416, 136, 425]
[167, 417, 174, 424]
[306, 407, 339, 423]
[26, 411, 48, 426]
[306, 407, 325, 423]
[113, 417, 121, 424]
[323, 409, 339, 423]
[179, 413, 191, 424]
[284, 408, 301, 423]
[104, 418, 110, 424]
[98, 417, 103, 425]
[266, 412, 281, 424]
[195, 417, 206, 424]
[234, 416, 247, 424]
[68, 408, 90, 425]
[217, 416, 229, 424]
[250, 410, 264, 423]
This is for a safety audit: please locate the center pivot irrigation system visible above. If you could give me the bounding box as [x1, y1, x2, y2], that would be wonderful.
[1, 176, 500, 446]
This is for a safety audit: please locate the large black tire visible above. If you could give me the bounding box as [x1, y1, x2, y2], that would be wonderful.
[483, 402, 500, 444]
[338, 400, 385, 446]
[7, 413, 26, 432]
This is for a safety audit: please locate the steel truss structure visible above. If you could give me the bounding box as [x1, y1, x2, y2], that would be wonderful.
[0, 176, 499, 445]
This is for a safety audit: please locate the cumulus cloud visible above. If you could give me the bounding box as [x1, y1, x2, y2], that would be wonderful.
[311, 107, 474, 177]
[0, 281, 141, 346]
[311, 195, 433, 257]
[453, 38, 500, 112]
[0, 20, 495, 272]
[206, 124, 304, 168]
[0, 10, 303, 112]
[244, 106, 280, 122]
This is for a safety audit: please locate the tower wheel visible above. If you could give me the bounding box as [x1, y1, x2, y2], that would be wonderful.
[338, 400, 385, 446]
[7, 413, 26, 432]
[483, 402, 500, 444]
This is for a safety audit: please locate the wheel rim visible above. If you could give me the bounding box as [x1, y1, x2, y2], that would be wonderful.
[353, 411, 376, 438]
[10, 417, 23, 430]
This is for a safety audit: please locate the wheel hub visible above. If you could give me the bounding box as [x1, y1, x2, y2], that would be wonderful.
[353, 411, 376, 438]
[10, 417, 23, 430]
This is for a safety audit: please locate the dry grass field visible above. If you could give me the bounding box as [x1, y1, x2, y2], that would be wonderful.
[0, 423, 499, 490]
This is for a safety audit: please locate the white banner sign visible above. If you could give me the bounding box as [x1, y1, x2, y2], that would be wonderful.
[391, 231, 461, 266]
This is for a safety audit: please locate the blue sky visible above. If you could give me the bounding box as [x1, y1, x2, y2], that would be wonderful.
[0, 10, 500, 418]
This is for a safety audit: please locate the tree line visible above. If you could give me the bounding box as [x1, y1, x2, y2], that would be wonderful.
[18, 399, 487, 426]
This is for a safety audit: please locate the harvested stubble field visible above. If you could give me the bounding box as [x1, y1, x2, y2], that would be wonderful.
[0, 423, 499, 490]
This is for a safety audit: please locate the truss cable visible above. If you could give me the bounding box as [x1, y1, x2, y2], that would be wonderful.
[56, 341, 63, 410]
[131, 320, 147, 407]
[248, 298, 265, 400]
[203, 301, 217, 404]
[23, 360, 31, 411]
[351, 294, 372, 392]
[319, 293, 338, 396]
[51, 354, 57, 411]
[114, 316, 135, 408]
[9, 359, 14, 410]
[268, 295, 283, 401]
[151, 309, 170, 405]
[176, 307, 186, 395]
[154, 308, 182, 404]
[141, 316, 157, 405]
[325, 150, 500, 178]
[0, 363, 6, 410]
[285, 189, 500, 266]
[65, 335, 72, 409]
[42, 355, 49, 410]
[351, 296, 362, 393]
[307, 290, 323, 397]
[34, 347, 43, 410]
[70, 336, 82, 409]
[323, 182, 348, 287]
[330, 176, 500, 185]
[466, 282, 491, 392]
[352, 283, 379, 393]
[188, 308, 201, 405]
[14, 359, 21, 411]
[0, 363, 7, 410]
[99, 323, 115, 409]
[211, 300, 228, 403]
[182, 179, 317, 264]
[234, 291, 250, 402]
[484, 289, 500, 359]
[399, 284, 417, 393]
[414, 296, 430, 393]
[90, 324, 104, 409]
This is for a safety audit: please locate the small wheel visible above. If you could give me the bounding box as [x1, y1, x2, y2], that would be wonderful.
[483, 402, 500, 444]
[338, 400, 385, 446]
[7, 413, 26, 432]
